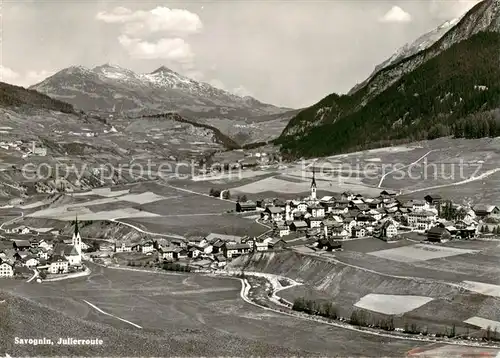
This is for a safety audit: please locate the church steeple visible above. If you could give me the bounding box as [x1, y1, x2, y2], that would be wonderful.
[74, 215, 79, 237]
[310, 168, 317, 200]
[72, 215, 82, 255]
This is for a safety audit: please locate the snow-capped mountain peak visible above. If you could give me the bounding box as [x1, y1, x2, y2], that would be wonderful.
[92, 63, 141, 82]
[373, 16, 463, 74]
[150, 66, 176, 75]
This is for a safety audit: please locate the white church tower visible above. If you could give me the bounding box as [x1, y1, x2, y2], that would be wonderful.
[285, 200, 292, 221]
[72, 215, 82, 256]
[310, 169, 317, 201]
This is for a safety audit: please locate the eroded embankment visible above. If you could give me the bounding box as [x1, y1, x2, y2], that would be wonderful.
[229, 250, 500, 335]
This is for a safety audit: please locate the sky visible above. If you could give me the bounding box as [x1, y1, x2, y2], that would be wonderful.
[1, 0, 482, 108]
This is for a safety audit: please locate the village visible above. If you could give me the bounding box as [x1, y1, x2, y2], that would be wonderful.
[0, 219, 87, 279]
[1, 171, 499, 279]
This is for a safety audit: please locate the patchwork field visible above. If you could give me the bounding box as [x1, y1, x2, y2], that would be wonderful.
[121, 213, 267, 237]
[0, 264, 426, 356]
[367, 244, 479, 263]
[464, 317, 500, 332]
[354, 294, 434, 315]
[462, 281, 500, 298]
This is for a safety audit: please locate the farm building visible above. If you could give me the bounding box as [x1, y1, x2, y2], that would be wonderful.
[317, 238, 342, 251]
[236, 201, 257, 212]
[427, 226, 452, 243]
[380, 190, 397, 197]
[12, 240, 31, 251]
[268, 238, 286, 250]
[290, 221, 308, 232]
[424, 194, 442, 206]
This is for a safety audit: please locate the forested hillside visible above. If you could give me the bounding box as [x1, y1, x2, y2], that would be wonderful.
[0, 82, 75, 113]
[277, 32, 500, 158]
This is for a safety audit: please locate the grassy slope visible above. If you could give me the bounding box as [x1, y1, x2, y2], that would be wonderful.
[0, 291, 309, 356]
[278, 32, 500, 158]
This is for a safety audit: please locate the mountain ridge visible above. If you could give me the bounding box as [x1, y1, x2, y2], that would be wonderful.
[278, 0, 500, 144]
[31, 63, 292, 113]
[348, 17, 461, 95]
[29, 63, 296, 145]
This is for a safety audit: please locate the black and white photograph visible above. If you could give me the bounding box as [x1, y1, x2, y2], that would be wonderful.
[0, 0, 500, 356]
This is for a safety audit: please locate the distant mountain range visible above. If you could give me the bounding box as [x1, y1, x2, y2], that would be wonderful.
[278, 0, 500, 158]
[30, 64, 297, 145]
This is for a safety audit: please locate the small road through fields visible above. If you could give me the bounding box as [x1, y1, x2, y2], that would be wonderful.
[378, 150, 436, 188]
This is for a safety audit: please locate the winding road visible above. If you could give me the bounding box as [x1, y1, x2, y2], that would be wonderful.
[378, 150, 436, 188]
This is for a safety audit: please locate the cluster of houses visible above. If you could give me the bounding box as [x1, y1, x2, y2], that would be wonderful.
[115, 233, 295, 269]
[0, 218, 86, 278]
[236, 172, 491, 243]
[0, 140, 46, 157]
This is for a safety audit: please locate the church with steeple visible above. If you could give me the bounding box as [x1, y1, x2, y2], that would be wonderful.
[305, 168, 319, 205]
[52, 216, 83, 266]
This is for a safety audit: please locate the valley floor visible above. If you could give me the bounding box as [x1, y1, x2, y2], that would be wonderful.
[1, 263, 426, 357]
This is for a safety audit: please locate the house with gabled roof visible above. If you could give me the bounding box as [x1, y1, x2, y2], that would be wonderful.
[380, 190, 397, 197]
[290, 220, 308, 232]
[341, 191, 355, 201]
[472, 204, 500, 218]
